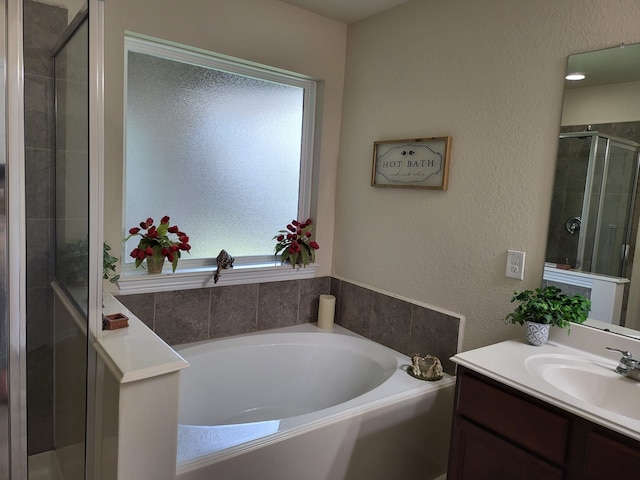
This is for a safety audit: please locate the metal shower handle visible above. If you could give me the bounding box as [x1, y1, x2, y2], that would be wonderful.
[565, 216, 581, 235]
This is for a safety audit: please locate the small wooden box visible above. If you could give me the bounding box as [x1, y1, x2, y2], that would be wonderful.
[103, 313, 129, 330]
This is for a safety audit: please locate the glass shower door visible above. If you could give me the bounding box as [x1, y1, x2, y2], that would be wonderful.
[577, 135, 607, 272]
[26, 3, 90, 478]
[592, 142, 639, 277]
[51, 10, 89, 480]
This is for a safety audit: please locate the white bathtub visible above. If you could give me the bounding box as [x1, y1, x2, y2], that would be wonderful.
[175, 323, 456, 480]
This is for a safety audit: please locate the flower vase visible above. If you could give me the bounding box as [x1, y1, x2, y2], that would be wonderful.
[284, 256, 304, 268]
[146, 248, 165, 274]
[525, 321, 550, 346]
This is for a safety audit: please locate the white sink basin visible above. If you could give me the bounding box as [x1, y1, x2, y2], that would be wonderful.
[525, 354, 640, 420]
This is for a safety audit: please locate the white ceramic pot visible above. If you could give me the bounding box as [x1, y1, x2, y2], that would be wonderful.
[525, 321, 550, 346]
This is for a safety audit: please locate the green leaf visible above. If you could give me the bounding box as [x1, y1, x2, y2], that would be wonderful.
[299, 247, 309, 266]
[157, 222, 169, 237]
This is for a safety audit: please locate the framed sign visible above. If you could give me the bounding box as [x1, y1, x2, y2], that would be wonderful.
[371, 136, 451, 190]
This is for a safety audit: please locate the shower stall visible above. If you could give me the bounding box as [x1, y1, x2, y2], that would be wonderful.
[3, 1, 100, 478]
[547, 131, 640, 279]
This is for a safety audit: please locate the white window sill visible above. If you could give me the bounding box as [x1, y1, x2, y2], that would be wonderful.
[115, 261, 319, 295]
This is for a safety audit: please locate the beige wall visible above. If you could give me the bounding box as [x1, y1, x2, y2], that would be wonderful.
[102, 0, 640, 352]
[336, 0, 640, 351]
[103, 0, 347, 277]
[562, 81, 640, 125]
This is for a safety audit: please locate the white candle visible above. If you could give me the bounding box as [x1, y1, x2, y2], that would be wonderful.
[317, 294, 336, 329]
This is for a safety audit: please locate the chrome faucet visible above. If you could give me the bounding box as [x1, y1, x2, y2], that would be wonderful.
[606, 347, 640, 381]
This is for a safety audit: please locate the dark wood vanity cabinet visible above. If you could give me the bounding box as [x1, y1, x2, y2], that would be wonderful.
[582, 430, 640, 479]
[447, 367, 640, 480]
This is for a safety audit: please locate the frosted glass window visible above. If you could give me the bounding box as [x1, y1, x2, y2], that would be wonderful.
[124, 37, 315, 264]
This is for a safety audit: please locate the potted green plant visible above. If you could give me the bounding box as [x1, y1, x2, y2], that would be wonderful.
[504, 286, 591, 346]
[103, 242, 120, 283]
[58, 239, 89, 286]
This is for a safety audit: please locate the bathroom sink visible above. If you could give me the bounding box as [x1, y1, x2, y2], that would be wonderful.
[525, 354, 640, 420]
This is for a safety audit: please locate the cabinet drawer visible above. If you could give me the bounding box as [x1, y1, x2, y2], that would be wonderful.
[457, 373, 569, 465]
[449, 417, 563, 480]
[583, 431, 640, 479]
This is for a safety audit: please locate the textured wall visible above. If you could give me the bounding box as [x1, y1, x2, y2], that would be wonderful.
[562, 80, 640, 125]
[104, 0, 640, 353]
[103, 0, 347, 279]
[335, 0, 640, 351]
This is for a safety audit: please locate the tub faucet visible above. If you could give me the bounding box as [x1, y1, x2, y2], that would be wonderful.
[606, 347, 640, 381]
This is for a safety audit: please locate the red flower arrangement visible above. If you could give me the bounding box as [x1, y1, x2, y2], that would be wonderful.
[273, 218, 319, 268]
[125, 216, 191, 273]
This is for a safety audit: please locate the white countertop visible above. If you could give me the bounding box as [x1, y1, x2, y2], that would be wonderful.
[94, 292, 189, 383]
[451, 323, 640, 442]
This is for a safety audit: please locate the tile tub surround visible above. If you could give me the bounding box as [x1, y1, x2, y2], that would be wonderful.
[116, 277, 462, 374]
[116, 277, 331, 345]
[330, 278, 461, 375]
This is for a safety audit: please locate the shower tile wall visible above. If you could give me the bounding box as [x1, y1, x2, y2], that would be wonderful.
[24, 0, 68, 455]
[117, 277, 461, 375]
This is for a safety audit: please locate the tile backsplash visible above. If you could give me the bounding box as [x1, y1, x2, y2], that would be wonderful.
[116, 276, 462, 374]
[331, 278, 461, 374]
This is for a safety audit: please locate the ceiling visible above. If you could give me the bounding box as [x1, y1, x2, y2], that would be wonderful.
[280, 3, 640, 87]
[280, 0, 412, 24]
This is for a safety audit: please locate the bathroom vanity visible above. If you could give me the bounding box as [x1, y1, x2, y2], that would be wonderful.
[447, 324, 640, 479]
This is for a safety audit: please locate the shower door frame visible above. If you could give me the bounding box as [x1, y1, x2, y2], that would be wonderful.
[591, 139, 640, 278]
[7, 0, 27, 477]
[86, 0, 106, 477]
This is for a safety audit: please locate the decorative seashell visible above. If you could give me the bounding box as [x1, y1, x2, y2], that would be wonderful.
[408, 353, 443, 381]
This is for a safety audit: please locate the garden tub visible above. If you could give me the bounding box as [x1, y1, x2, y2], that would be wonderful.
[175, 323, 455, 480]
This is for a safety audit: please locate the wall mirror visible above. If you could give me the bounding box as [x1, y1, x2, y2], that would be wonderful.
[545, 42, 640, 337]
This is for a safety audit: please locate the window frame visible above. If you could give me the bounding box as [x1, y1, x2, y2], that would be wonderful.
[119, 34, 318, 291]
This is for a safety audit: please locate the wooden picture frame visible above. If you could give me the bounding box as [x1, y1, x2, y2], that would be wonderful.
[371, 136, 451, 190]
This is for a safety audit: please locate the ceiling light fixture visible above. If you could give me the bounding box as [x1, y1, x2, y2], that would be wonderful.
[565, 73, 586, 81]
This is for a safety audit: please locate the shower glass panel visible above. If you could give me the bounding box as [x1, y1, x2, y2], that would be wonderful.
[43, 7, 89, 480]
[547, 131, 640, 278]
[578, 136, 607, 272]
[55, 18, 89, 309]
[593, 142, 639, 277]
